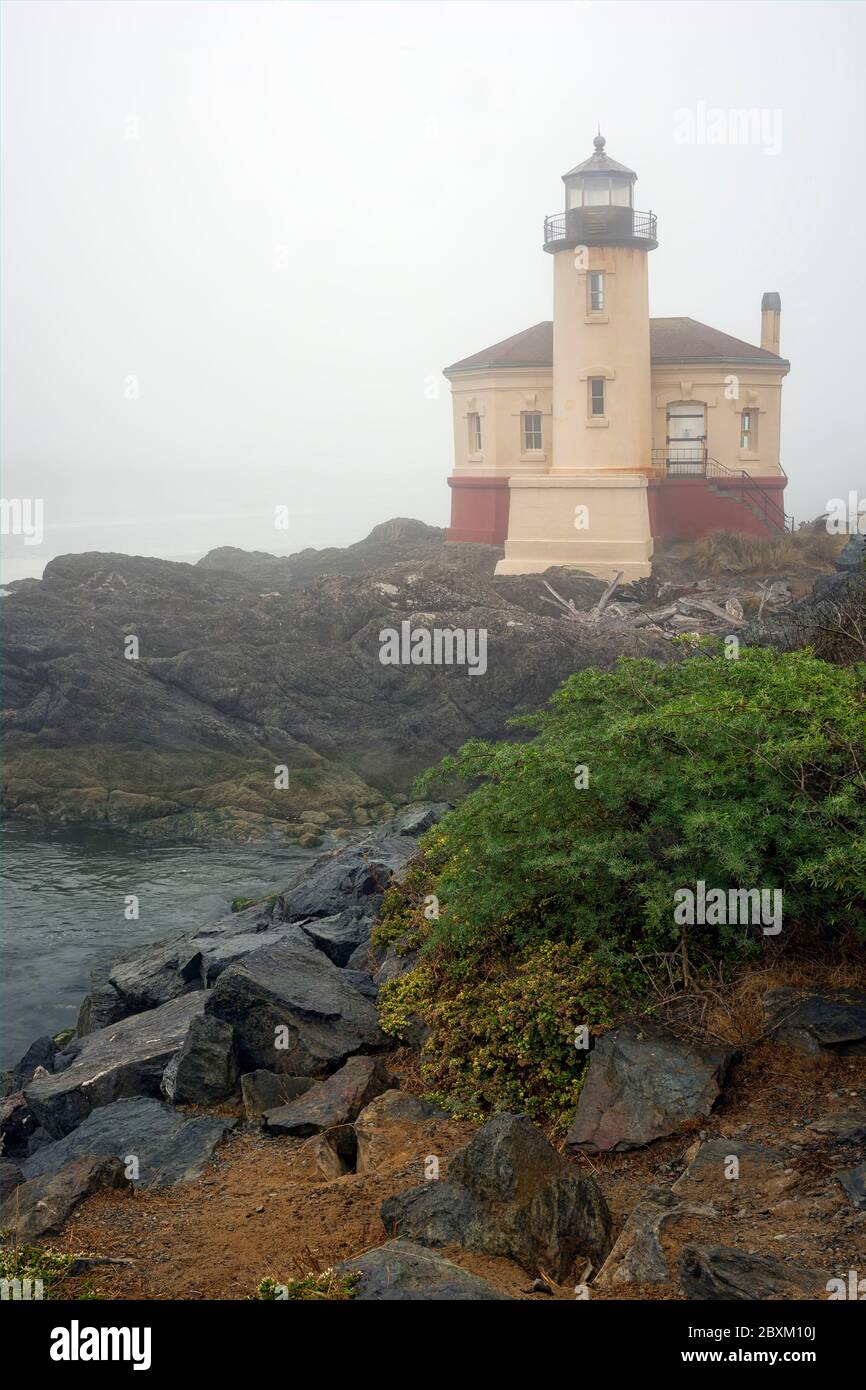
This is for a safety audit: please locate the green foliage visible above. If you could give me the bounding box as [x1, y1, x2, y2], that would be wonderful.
[380, 939, 634, 1130]
[250, 1271, 360, 1300]
[0, 1242, 76, 1299]
[415, 648, 866, 960]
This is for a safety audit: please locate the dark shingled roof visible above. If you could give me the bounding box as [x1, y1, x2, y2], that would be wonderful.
[445, 318, 789, 373]
[563, 134, 637, 181]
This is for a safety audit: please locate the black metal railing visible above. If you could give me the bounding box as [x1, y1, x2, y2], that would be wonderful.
[651, 449, 793, 532]
[543, 207, 658, 247]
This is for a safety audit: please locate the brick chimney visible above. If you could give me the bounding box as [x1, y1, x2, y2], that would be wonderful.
[761, 291, 781, 354]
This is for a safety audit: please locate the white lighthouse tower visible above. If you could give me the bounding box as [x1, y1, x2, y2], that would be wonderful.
[495, 135, 657, 578]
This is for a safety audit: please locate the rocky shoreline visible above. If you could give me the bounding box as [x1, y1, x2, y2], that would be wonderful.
[2, 799, 864, 1300]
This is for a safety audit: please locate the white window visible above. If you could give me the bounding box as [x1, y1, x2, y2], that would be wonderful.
[467, 412, 482, 452]
[740, 408, 757, 450]
[521, 412, 542, 451]
[589, 378, 605, 416]
[588, 271, 605, 313]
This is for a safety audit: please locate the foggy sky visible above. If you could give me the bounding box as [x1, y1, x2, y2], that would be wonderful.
[2, 0, 864, 583]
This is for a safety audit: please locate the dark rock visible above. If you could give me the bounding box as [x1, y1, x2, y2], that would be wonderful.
[77, 986, 131, 1037]
[595, 1186, 718, 1287]
[22, 1096, 238, 1187]
[23, 993, 207, 1139]
[383, 802, 452, 837]
[763, 987, 866, 1055]
[374, 942, 420, 986]
[566, 1020, 735, 1153]
[355, 1090, 447, 1176]
[836, 1161, 866, 1210]
[206, 930, 387, 1077]
[679, 1244, 822, 1300]
[11, 1035, 57, 1089]
[273, 836, 419, 923]
[161, 1014, 239, 1106]
[0, 1155, 131, 1240]
[809, 1112, 866, 1145]
[264, 1056, 396, 1137]
[0, 1157, 25, 1203]
[240, 1071, 315, 1120]
[109, 937, 204, 1012]
[382, 1112, 612, 1280]
[342, 970, 378, 1002]
[335, 1238, 510, 1301]
[0, 1091, 39, 1159]
[345, 941, 372, 971]
[672, 1138, 793, 1201]
[298, 908, 374, 967]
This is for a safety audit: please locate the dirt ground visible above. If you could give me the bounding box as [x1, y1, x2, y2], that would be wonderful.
[48, 1008, 866, 1303]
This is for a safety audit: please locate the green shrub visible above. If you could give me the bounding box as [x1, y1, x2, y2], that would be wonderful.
[250, 1270, 360, 1300]
[416, 648, 866, 961]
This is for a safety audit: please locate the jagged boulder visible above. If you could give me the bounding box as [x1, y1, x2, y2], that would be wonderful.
[836, 1161, 866, 1210]
[24, 993, 207, 1139]
[272, 836, 419, 923]
[0, 1157, 25, 1203]
[21, 1096, 238, 1187]
[264, 1056, 395, 1137]
[381, 1112, 611, 1281]
[298, 908, 374, 967]
[239, 1071, 315, 1120]
[354, 1091, 447, 1176]
[595, 1186, 717, 1288]
[206, 930, 387, 1077]
[335, 1239, 510, 1301]
[566, 1020, 735, 1153]
[679, 1244, 822, 1300]
[763, 987, 866, 1056]
[161, 1014, 239, 1106]
[0, 1155, 131, 1240]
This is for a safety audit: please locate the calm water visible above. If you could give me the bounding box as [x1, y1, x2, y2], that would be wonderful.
[0, 823, 329, 1070]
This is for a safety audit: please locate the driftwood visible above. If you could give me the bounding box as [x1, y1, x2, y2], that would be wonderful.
[542, 572, 623, 625]
[539, 572, 793, 640]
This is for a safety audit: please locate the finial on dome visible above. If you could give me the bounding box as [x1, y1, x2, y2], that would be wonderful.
[593, 131, 605, 153]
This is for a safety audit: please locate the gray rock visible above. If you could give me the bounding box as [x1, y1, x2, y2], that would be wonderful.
[10, 1035, 57, 1089]
[0, 1157, 25, 1203]
[240, 1071, 315, 1120]
[335, 1239, 510, 1301]
[383, 803, 452, 837]
[596, 1187, 717, 1287]
[355, 1090, 447, 1176]
[109, 936, 204, 1012]
[161, 1014, 239, 1105]
[836, 1161, 866, 1210]
[763, 987, 866, 1056]
[679, 1244, 822, 1300]
[0, 1155, 130, 1240]
[264, 1056, 395, 1137]
[0, 1091, 39, 1159]
[206, 930, 387, 1077]
[382, 1112, 612, 1281]
[342, 970, 378, 1001]
[566, 1020, 735, 1153]
[374, 943, 420, 987]
[808, 1112, 866, 1145]
[22, 1096, 238, 1187]
[24, 993, 207, 1139]
[298, 908, 374, 968]
[272, 836, 419, 923]
[672, 1138, 792, 1200]
[77, 985, 131, 1037]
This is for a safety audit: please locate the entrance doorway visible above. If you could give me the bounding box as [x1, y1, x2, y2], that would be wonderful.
[666, 402, 707, 471]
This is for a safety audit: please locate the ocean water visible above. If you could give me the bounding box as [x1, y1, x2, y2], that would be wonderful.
[0, 822, 328, 1070]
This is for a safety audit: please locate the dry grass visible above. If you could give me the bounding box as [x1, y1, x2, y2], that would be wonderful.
[657, 525, 845, 578]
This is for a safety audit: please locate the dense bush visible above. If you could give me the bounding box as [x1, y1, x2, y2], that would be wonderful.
[380, 647, 866, 1126]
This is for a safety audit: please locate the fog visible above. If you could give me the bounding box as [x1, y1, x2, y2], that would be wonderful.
[2, 0, 864, 582]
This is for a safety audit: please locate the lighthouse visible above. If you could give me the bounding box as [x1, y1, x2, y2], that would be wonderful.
[443, 136, 790, 565]
[494, 135, 657, 577]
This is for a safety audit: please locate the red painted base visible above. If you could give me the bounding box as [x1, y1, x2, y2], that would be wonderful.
[648, 476, 787, 541]
[447, 475, 510, 545]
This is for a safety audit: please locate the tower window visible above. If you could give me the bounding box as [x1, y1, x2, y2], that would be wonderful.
[588, 271, 605, 313]
[589, 378, 605, 417]
[467, 412, 482, 452]
[740, 408, 757, 450]
[521, 412, 542, 451]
